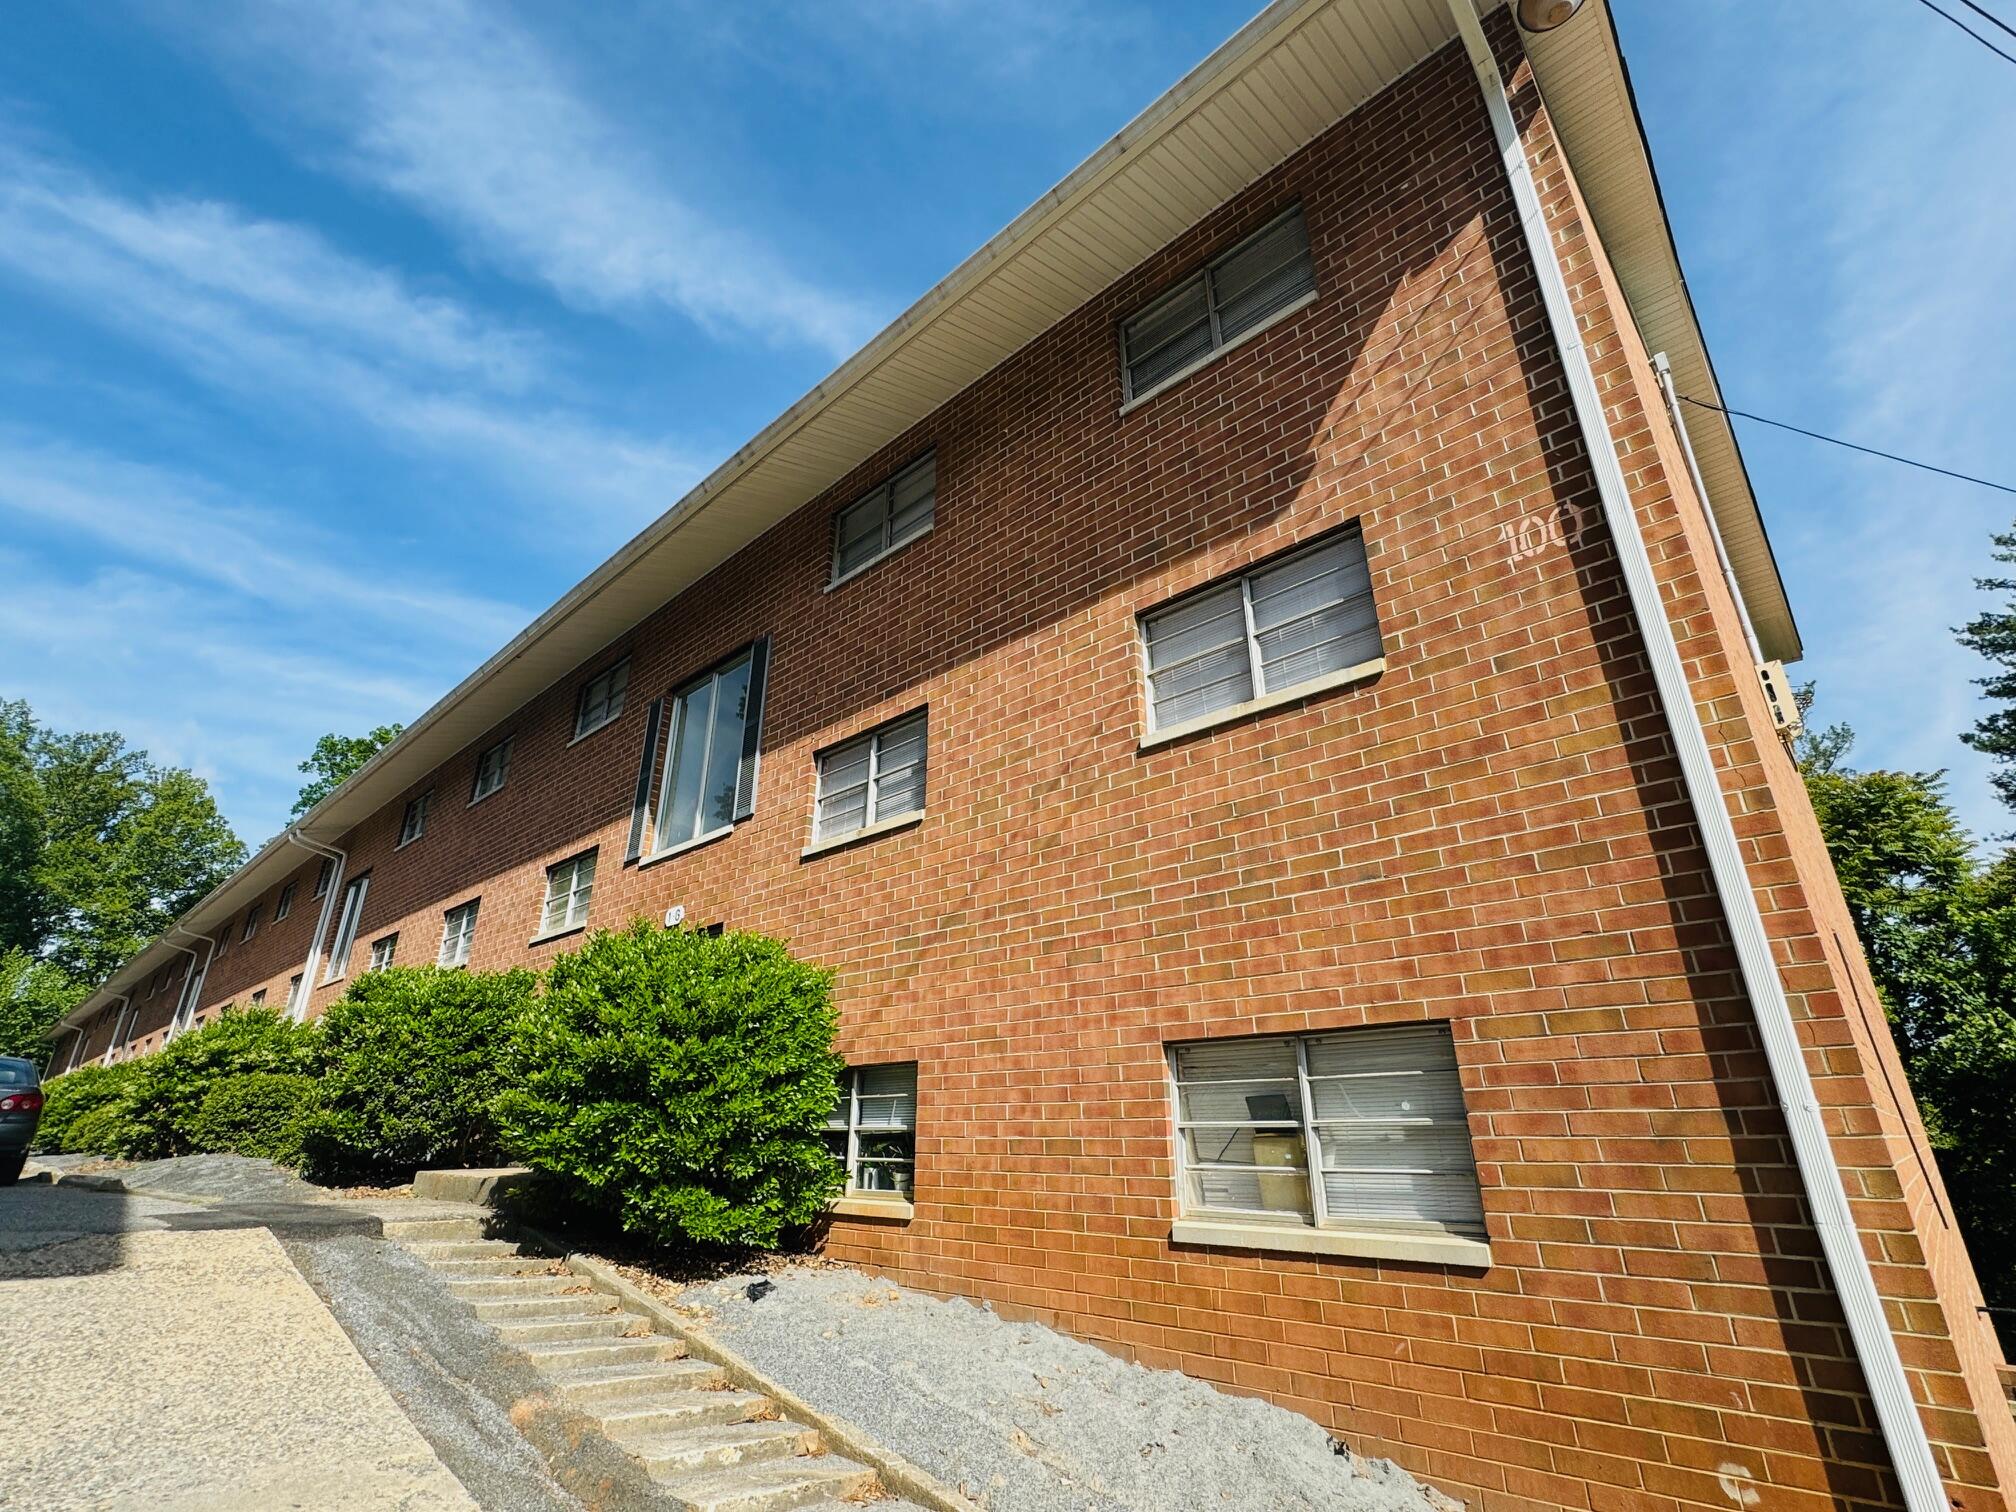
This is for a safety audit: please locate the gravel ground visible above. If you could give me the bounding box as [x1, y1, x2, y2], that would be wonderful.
[682, 1264, 1457, 1512]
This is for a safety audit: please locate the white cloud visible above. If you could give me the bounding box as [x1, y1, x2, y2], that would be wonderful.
[0, 136, 699, 526]
[181, 0, 878, 355]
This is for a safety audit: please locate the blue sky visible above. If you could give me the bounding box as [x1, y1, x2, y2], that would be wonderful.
[2, 1, 2012, 848]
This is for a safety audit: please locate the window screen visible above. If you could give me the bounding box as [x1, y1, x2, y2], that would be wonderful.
[1141, 528, 1379, 733]
[831, 454, 936, 582]
[1121, 205, 1315, 401]
[369, 934, 398, 972]
[576, 659, 630, 739]
[439, 900, 480, 968]
[399, 792, 430, 846]
[824, 1063, 918, 1198]
[1171, 1022, 1482, 1238]
[540, 850, 597, 935]
[471, 738, 512, 803]
[813, 711, 927, 843]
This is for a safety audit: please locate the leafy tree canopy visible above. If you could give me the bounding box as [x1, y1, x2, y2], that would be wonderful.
[291, 724, 404, 819]
[1957, 524, 2016, 820]
[0, 948, 85, 1066]
[0, 699, 244, 983]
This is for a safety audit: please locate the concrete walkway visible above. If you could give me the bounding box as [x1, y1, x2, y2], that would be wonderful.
[0, 1177, 476, 1510]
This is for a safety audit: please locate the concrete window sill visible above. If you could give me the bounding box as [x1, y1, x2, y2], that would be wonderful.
[640, 823, 736, 869]
[830, 1195, 914, 1222]
[800, 811, 924, 860]
[1139, 657, 1385, 749]
[1170, 1217, 1491, 1268]
[527, 924, 587, 948]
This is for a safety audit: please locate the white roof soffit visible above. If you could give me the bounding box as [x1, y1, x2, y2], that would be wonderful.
[1525, 0, 1801, 663]
[61, 0, 1791, 1027]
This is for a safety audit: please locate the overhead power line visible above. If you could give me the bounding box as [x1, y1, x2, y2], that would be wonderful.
[1955, 0, 2016, 45]
[1908, 0, 2016, 67]
[1676, 394, 2016, 498]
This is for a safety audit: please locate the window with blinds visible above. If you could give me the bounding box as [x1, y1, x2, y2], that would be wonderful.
[1120, 204, 1317, 402]
[1170, 1023, 1483, 1239]
[575, 658, 630, 739]
[369, 934, 398, 972]
[831, 453, 936, 584]
[439, 899, 479, 968]
[471, 737, 512, 804]
[399, 792, 430, 846]
[274, 881, 296, 921]
[824, 1063, 918, 1199]
[813, 711, 927, 844]
[1141, 528, 1381, 735]
[540, 849, 597, 936]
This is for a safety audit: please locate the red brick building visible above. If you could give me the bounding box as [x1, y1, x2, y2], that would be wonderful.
[52, 4, 2015, 1508]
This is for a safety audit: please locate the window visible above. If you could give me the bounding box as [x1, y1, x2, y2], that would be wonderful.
[286, 974, 307, 1018]
[1141, 528, 1380, 737]
[575, 659, 630, 740]
[322, 873, 369, 983]
[439, 900, 480, 967]
[240, 906, 261, 943]
[1171, 1023, 1483, 1239]
[274, 881, 296, 922]
[824, 1063, 918, 1199]
[539, 850, 597, 937]
[813, 712, 927, 845]
[313, 858, 334, 899]
[215, 921, 231, 958]
[1120, 204, 1316, 403]
[369, 934, 398, 972]
[470, 738, 512, 804]
[250, 988, 266, 1006]
[831, 453, 936, 584]
[399, 792, 430, 846]
[650, 644, 768, 855]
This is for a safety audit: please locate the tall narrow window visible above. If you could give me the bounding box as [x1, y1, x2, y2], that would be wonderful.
[1141, 528, 1380, 736]
[1171, 1023, 1483, 1239]
[313, 858, 334, 899]
[439, 900, 480, 967]
[369, 934, 398, 972]
[399, 792, 430, 846]
[575, 659, 630, 739]
[813, 712, 927, 844]
[650, 643, 768, 854]
[539, 850, 597, 936]
[274, 881, 296, 922]
[240, 906, 261, 943]
[1120, 204, 1316, 402]
[286, 974, 307, 1020]
[471, 738, 512, 804]
[322, 873, 370, 983]
[830, 453, 936, 584]
[823, 1063, 918, 1199]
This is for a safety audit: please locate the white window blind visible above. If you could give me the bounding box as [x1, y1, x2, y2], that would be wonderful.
[824, 1063, 918, 1198]
[369, 934, 398, 972]
[1121, 205, 1315, 400]
[1171, 1023, 1483, 1239]
[322, 874, 369, 983]
[540, 850, 597, 935]
[1141, 529, 1379, 733]
[439, 900, 479, 968]
[575, 659, 630, 739]
[651, 644, 767, 853]
[813, 712, 927, 843]
[831, 453, 936, 583]
[471, 738, 512, 803]
[399, 792, 430, 846]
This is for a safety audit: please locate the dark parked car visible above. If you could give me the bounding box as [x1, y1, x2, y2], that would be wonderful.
[0, 1056, 44, 1184]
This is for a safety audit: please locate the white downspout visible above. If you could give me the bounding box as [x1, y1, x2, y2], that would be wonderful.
[285, 829, 347, 1022]
[166, 926, 217, 1039]
[102, 995, 132, 1065]
[158, 937, 201, 1044]
[1651, 351, 1763, 664]
[1446, 6, 1948, 1509]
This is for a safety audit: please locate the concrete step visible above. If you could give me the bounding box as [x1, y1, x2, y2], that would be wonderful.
[403, 1238, 533, 1262]
[626, 1419, 818, 1477]
[592, 1387, 771, 1436]
[517, 1336, 686, 1372]
[380, 1216, 489, 1242]
[547, 1357, 721, 1405]
[427, 1255, 564, 1278]
[658, 1454, 878, 1512]
[471, 1293, 617, 1322]
[493, 1312, 643, 1346]
[444, 1273, 583, 1300]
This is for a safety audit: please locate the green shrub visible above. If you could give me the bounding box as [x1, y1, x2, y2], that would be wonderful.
[35, 1060, 143, 1152]
[301, 965, 536, 1181]
[63, 1100, 142, 1157]
[496, 921, 845, 1250]
[120, 1005, 323, 1159]
[189, 1072, 318, 1165]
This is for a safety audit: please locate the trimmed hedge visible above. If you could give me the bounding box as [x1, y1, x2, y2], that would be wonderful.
[120, 1006, 323, 1160]
[190, 1072, 319, 1166]
[301, 965, 538, 1181]
[35, 1060, 144, 1154]
[495, 922, 845, 1249]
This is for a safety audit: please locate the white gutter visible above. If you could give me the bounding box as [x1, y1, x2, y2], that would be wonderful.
[1447, 5, 1947, 1508]
[1652, 350, 1762, 664]
[285, 830, 347, 1022]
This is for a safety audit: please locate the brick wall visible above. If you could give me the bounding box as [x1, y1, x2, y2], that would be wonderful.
[137, 22, 2012, 1512]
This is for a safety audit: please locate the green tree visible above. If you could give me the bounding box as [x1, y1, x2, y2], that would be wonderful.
[291, 724, 403, 818]
[0, 700, 244, 981]
[1957, 522, 2016, 818]
[0, 948, 83, 1066]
